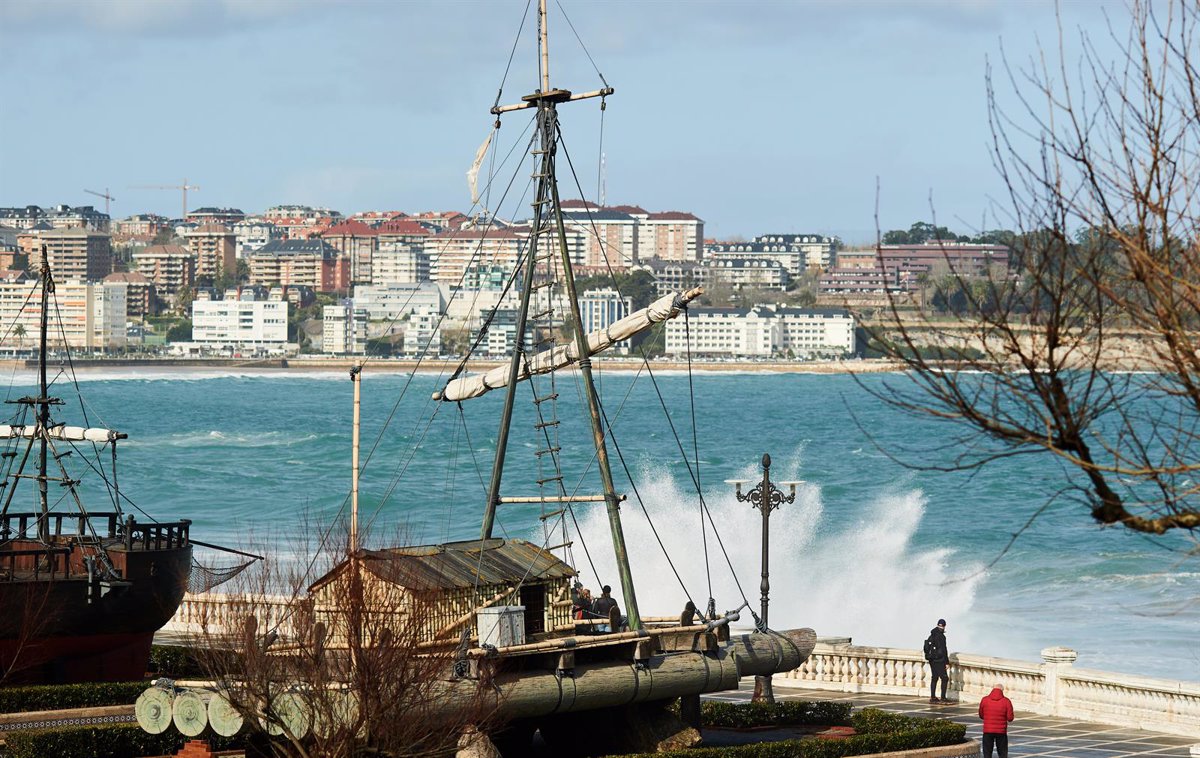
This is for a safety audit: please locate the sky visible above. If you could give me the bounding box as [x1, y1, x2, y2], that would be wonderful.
[0, 0, 1123, 243]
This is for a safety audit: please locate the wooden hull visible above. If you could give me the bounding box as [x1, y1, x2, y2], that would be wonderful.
[0, 543, 192, 684]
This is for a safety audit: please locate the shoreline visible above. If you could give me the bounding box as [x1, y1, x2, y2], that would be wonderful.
[0, 357, 909, 375]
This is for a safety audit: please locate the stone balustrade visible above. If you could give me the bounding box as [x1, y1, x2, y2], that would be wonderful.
[778, 638, 1200, 739]
[163, 591, 296, 638]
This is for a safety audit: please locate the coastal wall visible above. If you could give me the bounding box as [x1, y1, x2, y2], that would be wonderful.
[160, 596, 1200, 740]
[779, 638, 1200, 739]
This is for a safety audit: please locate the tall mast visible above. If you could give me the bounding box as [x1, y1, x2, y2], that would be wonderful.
[36, 256, 53, 543]
[350, 363, 362, 555]
[480, 0, 640, 628]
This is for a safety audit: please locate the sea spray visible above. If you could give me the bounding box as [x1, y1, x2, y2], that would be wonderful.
[565, 457, 984, 654]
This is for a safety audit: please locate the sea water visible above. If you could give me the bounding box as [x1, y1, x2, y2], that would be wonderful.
[9, 367, 1197, 682]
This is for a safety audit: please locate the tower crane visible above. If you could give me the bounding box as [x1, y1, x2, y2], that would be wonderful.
[130, 179, 199, 220]
[83, 188, 115, 216]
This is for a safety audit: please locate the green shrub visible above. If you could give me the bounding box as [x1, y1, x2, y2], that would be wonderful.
[148, 645, 207, 679]
[700, 700, 853, 728]
[6, 724, 243, 758]
[0, 681, 147, 714]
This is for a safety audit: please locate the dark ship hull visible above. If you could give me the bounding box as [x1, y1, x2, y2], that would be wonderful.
[0, 513, 192, 684]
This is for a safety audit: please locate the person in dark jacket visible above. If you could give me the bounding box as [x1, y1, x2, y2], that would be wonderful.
[924, 618, 950, 703]
[591, 585, 618, 632]
[680, 600, 698, 626]
[978, 683, 1015, 757]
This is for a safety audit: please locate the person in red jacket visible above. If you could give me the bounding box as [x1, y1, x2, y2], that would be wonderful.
[978, 683, 1015, 757]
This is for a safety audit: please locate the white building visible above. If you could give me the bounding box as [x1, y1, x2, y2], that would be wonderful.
[353, 282, 444, 322]
[191, 298, 288, 349]
[402, 311, 443, 356]
[705, 258, 790, 290]
[372, 241, 431, 284]
[708, 234, 838, 275]
[579, 288, 632, 354]
[232, 219, 282, 259]
[663, 305, 854, 359]
[0, 278, 126, 351]
[322, 301, 367, 355]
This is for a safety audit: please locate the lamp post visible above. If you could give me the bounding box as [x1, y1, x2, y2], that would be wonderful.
[728, 453, 801, 703]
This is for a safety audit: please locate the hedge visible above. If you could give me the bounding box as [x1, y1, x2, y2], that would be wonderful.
[612, 706, 967, 758]
[0, 681, 147, 714]
[5, 724, 243, 758]
[148, 644, 209, 679]
[699, 701, 853, 729]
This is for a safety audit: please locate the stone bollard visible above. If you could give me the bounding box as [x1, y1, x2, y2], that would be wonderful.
[1041, 646, 1077, 717]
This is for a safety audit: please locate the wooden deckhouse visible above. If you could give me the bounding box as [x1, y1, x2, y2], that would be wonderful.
[308, 538, 575, 646]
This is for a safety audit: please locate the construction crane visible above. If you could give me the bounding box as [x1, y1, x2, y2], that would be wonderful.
[83, 188, 115, 216]
[130, 179, 199, 220]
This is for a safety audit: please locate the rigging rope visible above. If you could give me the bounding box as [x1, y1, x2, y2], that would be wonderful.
[684, 307, 714, 615]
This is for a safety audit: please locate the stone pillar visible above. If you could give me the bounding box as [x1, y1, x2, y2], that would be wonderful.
[1041, 646, 1077, 717]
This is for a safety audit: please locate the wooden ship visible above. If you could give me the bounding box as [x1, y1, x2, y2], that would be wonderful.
[0, 262, 193, 684]
[135, 2, 815, 752]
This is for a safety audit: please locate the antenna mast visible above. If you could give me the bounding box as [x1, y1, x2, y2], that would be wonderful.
[480, 0, 640, 629]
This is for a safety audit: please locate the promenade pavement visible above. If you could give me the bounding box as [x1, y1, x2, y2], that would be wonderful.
[707, 683, 1199, 757]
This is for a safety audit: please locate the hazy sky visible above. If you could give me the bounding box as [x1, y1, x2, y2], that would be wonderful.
[0, 0, 1121, 242]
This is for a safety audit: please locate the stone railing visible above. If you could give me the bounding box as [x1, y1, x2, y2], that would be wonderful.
[161, 591, 296, 639]
[779, 638, 1200, 740]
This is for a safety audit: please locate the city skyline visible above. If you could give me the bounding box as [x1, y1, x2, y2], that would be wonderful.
[0, 0, 1118, 243]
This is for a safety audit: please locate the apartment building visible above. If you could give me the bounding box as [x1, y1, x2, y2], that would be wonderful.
[322, 220, 378, 285]
[186, 207, 245, 225]
[114, 214, 171, 238]
[819, 242, 1010, 298]
[191, 297, 288, 347]
[0, 278, 126, 350]
[706, 258, 790, 290]
[352, 282, 444, 321]
[580, 288, 632, 354]
[103, 271, 156, 318]
[30, 228, 113, 282]
[249, 239, 348, 293]
[373, 218, 432, 284]
[402, 311, 442, 355]
[637, 258, 707, 296]
[232, 219, 282, 259]
[181, 223, 236, 281]
[426, 228, 525, 284]
[708, 234, 838, 275]
[133, 244, 196, 294]
[0, 205, 110, 232]
[322, 300, 368, 355]
[639, 211, 704, 262]
[663, 305, 854, 358]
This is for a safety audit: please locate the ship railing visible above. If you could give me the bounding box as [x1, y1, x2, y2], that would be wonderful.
[0, 511, 123, 540]
[123, 516, 191, 551]
[0, 545, 73, 581]
[778, 638, 1200, 739]
[161, 591, 296, 639]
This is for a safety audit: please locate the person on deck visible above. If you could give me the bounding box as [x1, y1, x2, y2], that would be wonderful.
[978, 683, 1015, 758]
[923, 618, 950, 703]
[591, 585, 618, 632]
[680, 600, 698, 626]
[571, 585, 593, 632]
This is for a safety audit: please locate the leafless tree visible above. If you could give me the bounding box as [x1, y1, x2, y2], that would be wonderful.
[857, 1, 1200, 540]
[189, 528, 495, 758]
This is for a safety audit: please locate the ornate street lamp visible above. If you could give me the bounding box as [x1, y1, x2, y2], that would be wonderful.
[727, 453, 802, 703]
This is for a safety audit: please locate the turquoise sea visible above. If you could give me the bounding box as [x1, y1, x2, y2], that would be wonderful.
[11, 366, 1198, 682]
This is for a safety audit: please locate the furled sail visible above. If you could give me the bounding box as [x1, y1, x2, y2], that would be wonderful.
[0, 424, 126, 442]
[434, 287, 703, 402]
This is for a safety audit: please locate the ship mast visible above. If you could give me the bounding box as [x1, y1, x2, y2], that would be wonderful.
[36, 258, 53, 543]
[480, 0, 640, 629]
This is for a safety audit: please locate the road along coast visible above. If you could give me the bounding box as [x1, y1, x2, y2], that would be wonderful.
[0, 357, 909, 375]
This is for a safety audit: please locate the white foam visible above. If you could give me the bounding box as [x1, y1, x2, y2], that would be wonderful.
[564, 455, 984, 653]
